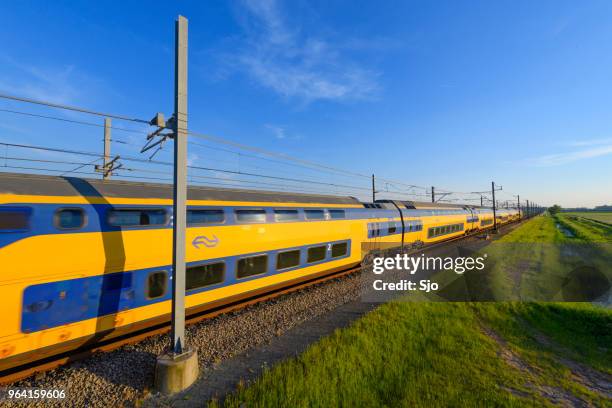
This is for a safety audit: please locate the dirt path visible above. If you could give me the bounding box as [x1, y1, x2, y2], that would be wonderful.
[480, 322, 611, 407]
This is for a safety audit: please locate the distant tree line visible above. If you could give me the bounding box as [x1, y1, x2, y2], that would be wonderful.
[560, 204, 612, 212]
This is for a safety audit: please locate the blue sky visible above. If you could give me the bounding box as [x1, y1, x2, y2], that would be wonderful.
[1, 0, 611, 207]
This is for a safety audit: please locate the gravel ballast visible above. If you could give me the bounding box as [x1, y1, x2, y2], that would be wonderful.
[6, 272, 364, 408]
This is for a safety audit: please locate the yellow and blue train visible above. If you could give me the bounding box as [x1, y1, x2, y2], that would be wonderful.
[0, 172, 519, 371]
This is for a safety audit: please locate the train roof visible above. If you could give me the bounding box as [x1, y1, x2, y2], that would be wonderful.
[0, 172, 360, 205]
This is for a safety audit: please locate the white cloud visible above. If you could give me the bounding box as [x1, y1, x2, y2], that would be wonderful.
[264, 123, 286, 139]
[562, 138, 612, 147]
[0, 55, 111, 109]
[187, 153, 200, 166]
[528, 144, 612, 166]
[0, 56, 79, 104]
[230, 0, 380, 103]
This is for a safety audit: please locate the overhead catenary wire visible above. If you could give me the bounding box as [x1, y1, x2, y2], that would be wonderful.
[0, 108, 149, 135]
[0, 142, 399, 195]
[0, 92, 522, 205]
[0, 142, 488, 202]
[0, 93, 461, 195]
[1, 104, 441, 193]
[0, 93, 150, 124]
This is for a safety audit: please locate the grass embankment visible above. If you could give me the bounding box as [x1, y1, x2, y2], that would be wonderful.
[218, 217, 611, 407]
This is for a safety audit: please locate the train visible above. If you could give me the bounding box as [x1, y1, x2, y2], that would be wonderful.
[0, 172, 520, 371]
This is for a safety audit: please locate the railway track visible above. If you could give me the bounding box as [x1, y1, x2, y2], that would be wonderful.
[0, 221, 524, 386]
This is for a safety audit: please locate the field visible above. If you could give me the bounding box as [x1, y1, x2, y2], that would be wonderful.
[472, 212, 611, 301]
[216, 216, 612, 407]
[563, 211, 612, 225]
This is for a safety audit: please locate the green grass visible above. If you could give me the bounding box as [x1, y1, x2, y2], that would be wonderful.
[219, 301, 611, 407]
[221, 303, 546, 407]
[216, 217, 612, 407]
[564, 212, 612, 226]
[470, 214, 612, 301]
[556, 213, 612, 243]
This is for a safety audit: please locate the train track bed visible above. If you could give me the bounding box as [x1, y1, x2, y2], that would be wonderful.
[3, 269, 364, 407]
[2, 222, 524, 407]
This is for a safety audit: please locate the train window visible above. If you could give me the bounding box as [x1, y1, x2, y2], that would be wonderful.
[328, 209, 345, 219]
[304, 209, 325, 220]
[274, 209, 299, 222]
[237, 255, 268, 278]
[147, 271, 167, 299]
[388, 222, 397, 234]
[186, 262, 225, 290]
[235, 209, 266, 223]
[307, 246, 327, 263]
[427, 228, 434, 238]
[276, 250, 301, 270]
[0, 207, 31, 232]
[187, 209, 224, 225]
[331, 242, 348, 258]
[55, 208, 86, 230]
[108, 209, 167, 227]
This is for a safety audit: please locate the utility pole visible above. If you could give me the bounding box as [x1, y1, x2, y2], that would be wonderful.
[171, 14, 189, 357]
[526, 199, 530, 218]
[492, 181, 498, 231]
[95, 117, 121, 179]
[431, 186, 435, 203]
[480, 195, 483, 207]
[517, 195, 520, 218]
[154, 15, 198, 395]
[372, 174, 376, 202]
[103, 118, 111, 179]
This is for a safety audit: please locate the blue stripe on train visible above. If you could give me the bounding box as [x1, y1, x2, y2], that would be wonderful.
[21, 239, 352, 333]
[0, 203, 396, 248]
[3, 201, 478, 249]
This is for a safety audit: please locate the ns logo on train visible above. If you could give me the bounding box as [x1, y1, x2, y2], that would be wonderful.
[169, 215, 220, 249]
[191, 235, 220, 249]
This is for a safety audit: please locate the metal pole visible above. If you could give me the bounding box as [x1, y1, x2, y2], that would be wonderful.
[526, 200, 530, 218]
[517, 195, 520, 218]
[171, 15, 188, 355]
[480, 195, 483, 207]
[103, 118, 111, 180]
[371, 174, 375, 202]
[431, 186, 435, 203]
[492, 181, 497, 231]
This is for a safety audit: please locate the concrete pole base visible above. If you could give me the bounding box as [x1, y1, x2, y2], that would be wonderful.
[154, 348, 199, 395]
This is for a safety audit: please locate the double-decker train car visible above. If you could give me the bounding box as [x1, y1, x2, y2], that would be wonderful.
[0, 172, 519, 371]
